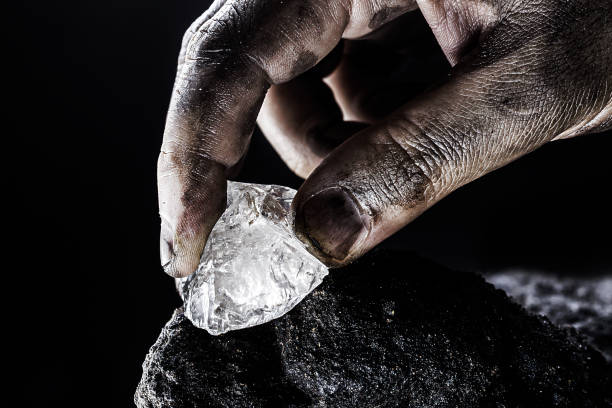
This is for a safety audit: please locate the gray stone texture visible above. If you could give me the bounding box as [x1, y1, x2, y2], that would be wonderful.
[136, 251, 611, 407]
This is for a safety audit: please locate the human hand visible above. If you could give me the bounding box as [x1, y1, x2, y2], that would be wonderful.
[158, 0, 611, 276]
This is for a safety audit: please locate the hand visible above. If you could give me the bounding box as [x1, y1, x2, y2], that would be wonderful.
[158, 0, 612, 276]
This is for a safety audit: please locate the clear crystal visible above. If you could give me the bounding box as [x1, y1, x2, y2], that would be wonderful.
[176, 182, 329, 335]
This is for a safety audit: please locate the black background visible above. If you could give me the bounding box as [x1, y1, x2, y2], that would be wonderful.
[13, 1, 610, 406]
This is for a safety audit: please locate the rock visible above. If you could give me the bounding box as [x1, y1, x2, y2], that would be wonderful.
[135, 251, 611, 407]
[488, 271, 612, 362]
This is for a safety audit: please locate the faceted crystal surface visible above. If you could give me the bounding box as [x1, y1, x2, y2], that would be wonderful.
[176, 182, 328, 335]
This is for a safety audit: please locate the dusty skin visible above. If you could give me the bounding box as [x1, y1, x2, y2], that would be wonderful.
[158, 0, 612, 276]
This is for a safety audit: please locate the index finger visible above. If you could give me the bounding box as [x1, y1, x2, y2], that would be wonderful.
[159, 0, 420, 277]
[158, 0, 353, 277]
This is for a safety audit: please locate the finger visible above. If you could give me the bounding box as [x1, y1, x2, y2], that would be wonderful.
[159, 0, 423, 277]
[257, 43, 366, 178]
[327, 11, 450, 123]
[177, 0, 228, 70]
[293, 2, 612, 266]
[256, 4, 426, 178]
[258, 77, 366, 178]
[160, 0, 350, 277]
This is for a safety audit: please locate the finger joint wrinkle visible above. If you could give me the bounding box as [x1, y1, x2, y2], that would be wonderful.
[388, 116, 455, 173]
[381, 123, 441, 204]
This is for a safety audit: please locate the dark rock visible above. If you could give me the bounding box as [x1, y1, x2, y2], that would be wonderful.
[487, 271, 612, 362]
[135, 251, 611, 407]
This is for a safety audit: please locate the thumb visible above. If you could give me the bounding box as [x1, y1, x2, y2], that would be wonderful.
[292, 60, 609, 267]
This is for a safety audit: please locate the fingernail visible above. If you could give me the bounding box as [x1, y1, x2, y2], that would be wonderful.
[161, 245, 192, 278]
[160, 224, 177, 275]
[161, 219, 192, 278]
[160, 239, 174, 271]
[296, 187, 370, 263]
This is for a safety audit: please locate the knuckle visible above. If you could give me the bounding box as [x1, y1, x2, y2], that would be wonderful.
[386, 117, 448, 174]
[181, 0, 230, 47]
[183, 8, 242, 65]
[382, 115, 468, 199]
[179, 3, 271, 83]
[338, 129, 439, 217]
[181, 23, 197, 49]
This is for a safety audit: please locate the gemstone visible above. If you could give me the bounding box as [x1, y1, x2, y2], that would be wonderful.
[176, 182, 328, 335]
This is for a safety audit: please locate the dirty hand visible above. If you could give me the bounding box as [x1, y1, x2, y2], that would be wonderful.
[158, 0, 611, 276]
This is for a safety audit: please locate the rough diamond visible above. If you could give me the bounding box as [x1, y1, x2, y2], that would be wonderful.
[176, 182, 328, 335]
